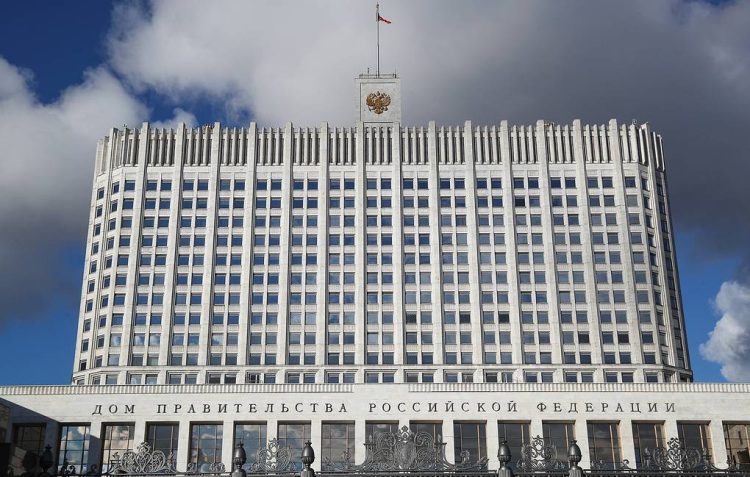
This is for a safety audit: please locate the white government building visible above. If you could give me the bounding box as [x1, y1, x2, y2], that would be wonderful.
[1, 74, 749, 475]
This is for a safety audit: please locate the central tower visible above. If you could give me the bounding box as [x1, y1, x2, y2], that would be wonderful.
[355, 73, 401, 125]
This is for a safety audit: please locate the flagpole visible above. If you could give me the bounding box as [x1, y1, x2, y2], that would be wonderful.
[376, 3, 380, 77]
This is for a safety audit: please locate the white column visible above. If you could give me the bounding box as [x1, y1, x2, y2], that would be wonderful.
[443, 420, 455, 463]
[571, 120, 604, 377]
[222, 421, 235, 470]
[609, 121, 645, 374]
[574, 419, 591, 469]
[118, 123, 150, 383]
[427, 123, 445, 369]
[316, 123, 330, 377]
[238, 124, 257, 371]
[498, 122, 523, 375]
[462, 121, 484, 370]
[310, 420, 323, 465]
[619, 419, 637, 468]
[571, 121, 603, 381]
[354, 122, 367, 369]
[196, 123, 222, 381]
[708, 420, 727, 465]
[88, 420, 104, 472]
[275, 124, 294, 371]
[391, 123, 406, 368]
[529, 419, 544, 440]
[354, 419, 367, 464]
[158, 124, 185, 380]
[487, 419, 501, 469]
[534, 120, 564, 371]
[176, 421, 191, 470]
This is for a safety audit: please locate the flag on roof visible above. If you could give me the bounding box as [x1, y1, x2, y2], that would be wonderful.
[377, 4, 391, 24]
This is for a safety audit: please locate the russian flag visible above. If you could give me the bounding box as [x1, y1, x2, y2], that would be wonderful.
[378, 14, 391, 24]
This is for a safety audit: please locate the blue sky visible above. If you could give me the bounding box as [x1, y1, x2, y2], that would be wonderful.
[1, 0, 749, 384]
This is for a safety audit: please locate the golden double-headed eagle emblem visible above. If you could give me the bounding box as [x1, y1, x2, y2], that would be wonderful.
[366, 91, 391, 115]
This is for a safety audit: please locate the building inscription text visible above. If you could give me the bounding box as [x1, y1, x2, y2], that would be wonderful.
[90, 400, 676, 416]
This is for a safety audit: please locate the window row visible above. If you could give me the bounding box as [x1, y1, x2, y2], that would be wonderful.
[17, 419, 739, 476]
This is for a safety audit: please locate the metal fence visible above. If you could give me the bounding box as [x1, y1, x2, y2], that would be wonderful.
[11, 428, 750, 477]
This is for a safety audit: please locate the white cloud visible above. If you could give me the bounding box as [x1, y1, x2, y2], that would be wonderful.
[107, 1, 376, 125]
[106, 1, 750, 126]
[0, 60, 145, 220]
[104, 1, 750, 250]
[152, 107, 198, 129]
[700, 282, 750, 382]
[0, 58, 146, 322]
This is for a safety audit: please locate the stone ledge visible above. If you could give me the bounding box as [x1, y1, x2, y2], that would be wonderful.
[1, 381, 748, 396]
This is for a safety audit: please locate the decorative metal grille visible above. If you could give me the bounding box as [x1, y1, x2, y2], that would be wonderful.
[323, 425, 487, 472]
[17, 435, 750, 477]
[108, 442, 176, 474]
[185, 462, 226, 474]
[643, 437, 714, 471]
[245, 439, 295, 473]
[516, 435, 567, 472]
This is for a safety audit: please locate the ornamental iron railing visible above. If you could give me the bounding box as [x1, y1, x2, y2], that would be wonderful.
[7, 433, 750, 477]
[321, 426, 488, 472]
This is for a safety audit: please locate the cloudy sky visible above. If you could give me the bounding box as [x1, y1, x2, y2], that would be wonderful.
[1, 0, 749, 384]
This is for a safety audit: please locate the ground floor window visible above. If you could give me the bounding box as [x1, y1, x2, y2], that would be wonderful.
[189, 423, 223, 472]
[101, 424, 134, 472]
[677, 422, 712, 462]
[38, 416, 743, 473]
[277, 422, 311, 470]
[542, 422, 575, 461]
[364, 422, 399, 466]
[234, 423, 267, 465]
[146, 423, 179, 459]
[12, 423, 45, 473]
[58, 425, 90, 474]
[321, 422, 355, 470]
[587, 422, 621, 469]
[723, 423, 750, 468]
[410, 422, 443, 442]
[454, 422, 487, 462]
[632, 422, 664, 467]
[365, 421, 399, 441]
[498, 421, 530, 467]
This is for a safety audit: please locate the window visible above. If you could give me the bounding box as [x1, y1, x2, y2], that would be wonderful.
[190, 424, 223, 472]
[410, 422, 443, 442]
[12, 424, 45, 473]
[723, 423, 750, 469]
[587, 422, 621, 469]
[454, 422, 487, 462]
[677, 423, 712, 463]
[497, 422, 530, 467]
[632, 422, 664, 468]
[321, 422, 355, 470]
[147, 423, 179, 458]
[234, 423, 267, 466]
[277, 423, 311, 471]
[365, 422, 399, 441]
[365, 423, 403, 460]
[101, 424, 134, 472]
[542, 422, 575, 460]
[58, 425, 91, 474]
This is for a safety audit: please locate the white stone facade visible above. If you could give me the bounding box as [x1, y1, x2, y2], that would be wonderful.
[2, 382, 749, 472]
[70, 76, 689, 388]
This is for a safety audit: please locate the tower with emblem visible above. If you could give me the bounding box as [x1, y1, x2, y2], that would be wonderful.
[356, 73, 401, 125]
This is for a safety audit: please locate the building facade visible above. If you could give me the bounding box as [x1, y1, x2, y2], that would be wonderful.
[3, 75, 744, 477]
[72, 76, 690, 387]
[3, 383, 750, 473]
